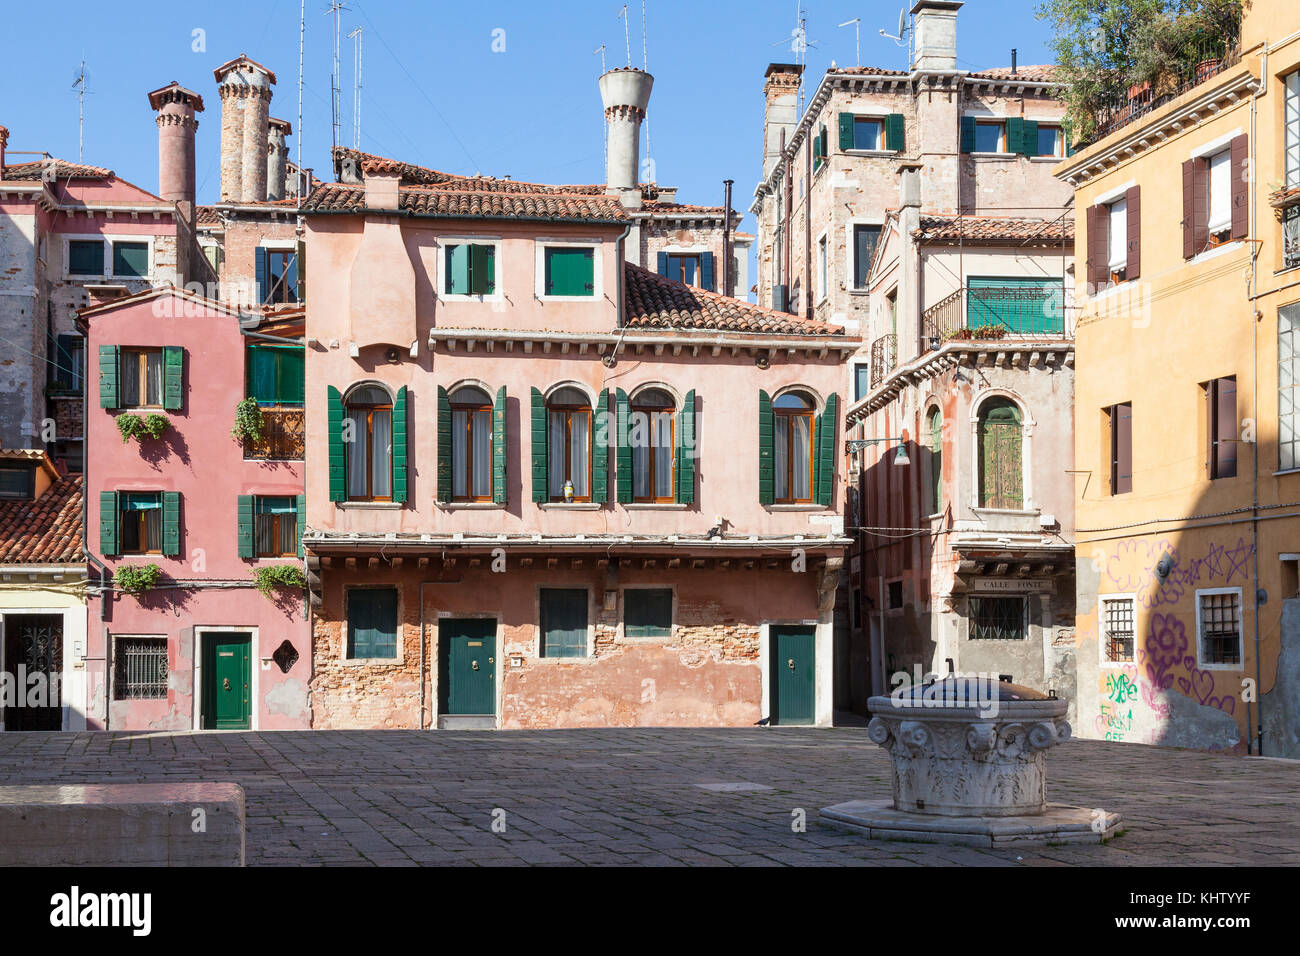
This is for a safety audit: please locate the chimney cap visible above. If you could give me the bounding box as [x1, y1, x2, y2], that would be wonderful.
[909, 0, 963, 13]
[269, 116, 293, 134]
[213, 54, 277, 85]
[765, 62, 805, 78]
[147, 81, 206, 112]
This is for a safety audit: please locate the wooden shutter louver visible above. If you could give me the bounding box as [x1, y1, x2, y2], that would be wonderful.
[99, 490, 118, 556]
[391, 386, 408, 503]
[492, 386, 507, 505]
[700, 252, 715, 292]
[676, 389, 696, 504]
[838, 112, 854, 151]
[236, 494, 255, 559]
[530, 387, 548, 503]
[1192, 156, 1210, 256]
[1230, 134, 1249, 240]
[1182, 158, 1197, 259]
[295, 494, 306, 558]
[758, 390, 774, 505]
[591, 389, 609, 504]
[161, 491, 180, 556]
[615, 388, 633, 504]
[815, 393, 839, 507]
[885, 113, 905, 151]
[436, 385, 452, 503]
[98, 344, 119, 409]
[1125, 186, 1141, 280]
[163, 345, 184, 411]
[254, 247, 268, 304]
[959, 116, 977, 154]
[327, 386, 346, 502]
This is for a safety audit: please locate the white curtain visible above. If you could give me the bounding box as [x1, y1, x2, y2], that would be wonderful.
[347, 410, 368, 498]
[146, 351, 163, 406]
[570, 413, 589, 497]
[371, 408, 392, 498]
[549, 412, 566, 496]
[452, 409, 468, 498]
[1208, 150, 1231, 233]
[472, 409, 491, 497]
[792, 415, 811, 501]
[631, 411, 650, 498]
[1108, 198, 1127, 270]
[774, 417, 789, 500]
[653, 411, 673, 498]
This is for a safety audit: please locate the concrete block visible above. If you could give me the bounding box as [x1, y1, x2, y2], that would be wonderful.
[0, 783, 244, 866]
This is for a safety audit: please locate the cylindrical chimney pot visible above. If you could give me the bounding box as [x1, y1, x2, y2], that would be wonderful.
[598, 68, 653, 202]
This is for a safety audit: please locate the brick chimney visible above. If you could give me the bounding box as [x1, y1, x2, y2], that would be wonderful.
[147, 82, 204, 213]
[214, 55, 276, 203]
[910, 1, 963, 72]
[0, 125, 7, 177]
[598, 67, 653, 209]
[763, 63, 803, 179]
[266, 117, 291, 201]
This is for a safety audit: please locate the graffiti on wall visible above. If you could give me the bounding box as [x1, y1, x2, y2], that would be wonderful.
[1102, 536, 1254, 610]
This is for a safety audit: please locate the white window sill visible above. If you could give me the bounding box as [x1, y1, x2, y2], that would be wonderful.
[843, 149, 898, 158]
[970, 152, 1016, 160]
[336, 501, 404, 510]
[438, 294, 504, 303]
[768, 504, 828, 511]
[623, 503, 687, 510]
[618, 634, 673, 644]
[1274, 468, 1300, 477]
[341, 657, 402, 666]
[440, 502, 504, 510]
[1029, 155, 1065, 162]
[538, 502, 602, 510]
[1189, 240, 1245, 266]
[971, 507, 1039, 517]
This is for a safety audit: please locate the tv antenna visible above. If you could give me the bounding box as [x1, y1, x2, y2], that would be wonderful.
[71, 57, 91, 162]
[348, 26, 363, 149]
[297, 0, 305, 195]
[880, 6, 910, 46]
[838, 18, 860, 68]
[617, 5, 632, 67]
[770, 2, 819, 116]
[325, 1, 348, 152]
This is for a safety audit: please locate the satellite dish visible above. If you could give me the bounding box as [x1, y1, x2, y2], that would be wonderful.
[898, 7, 907, 39]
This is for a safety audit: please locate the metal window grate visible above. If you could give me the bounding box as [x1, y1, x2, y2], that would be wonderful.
[1103, 598, 1135, 663]
[969, 597, 1026, 641]
[1199, 592, 1242, 665]
[114, 637, 168, 699]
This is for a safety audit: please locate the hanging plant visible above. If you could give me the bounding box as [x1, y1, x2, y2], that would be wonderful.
[116, 412, 171, 444]
[231, 398, 265, 443]
[115, 563, 162, 596]
[251, 563, 306, 598]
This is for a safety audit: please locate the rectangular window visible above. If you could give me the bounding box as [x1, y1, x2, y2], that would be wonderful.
[1102, 597, 1135, 664]
[68, 239, 104, 276]
[664, 253, 701, 288]
[246, 344, 305, 405]
[445, 243, 496, 296]
[255, 496, 297, 557]
[113, 637, 168, 699]
[852, 117, 883, 150]
[347, 588, 398, 659]
[852, 224, 881, 288]
[540, 587, 588, 658]
[1285, 70, 1299, 189]
[1108, 198, 1128, 274]
[1204, 376, 1238, 480]
[969, 597, 1026, 640]
[1282, 303, 1300, 471]
[854, 364, 870, 402]
[624, 588, 672, 639]
[544, 247, 595, 296]
[1107, 402, 1133, 495]
[111, 241, 149, 279]
[0, 466, 35, 499]
[1036, 124, 1064, 157]
[263, 249, 299, 304]
[120, 347, 164, 408]
[1206, 149, 1232, 237]
[975, 121, 1005, 153]
[53, 334, 84, 392]
[1197, 590, 1242, 666]
[887, 580, 904, 611]
[119, 492, 163, 554]
[1286, 206, 1300, 271]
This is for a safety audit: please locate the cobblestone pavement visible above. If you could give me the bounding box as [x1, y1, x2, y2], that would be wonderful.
[0, 729, 1296, 866]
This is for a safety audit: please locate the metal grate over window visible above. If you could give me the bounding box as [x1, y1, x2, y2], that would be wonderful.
[969, 597, 1026, 641]
[1103, 598, 1135, 663]
[1199, 592, 1242, 665]
[113, 637, 168, 699]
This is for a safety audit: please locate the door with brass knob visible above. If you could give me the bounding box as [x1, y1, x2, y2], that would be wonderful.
[771, 626, 815, 725]
[202, 632, 252, 730]
[439, 619, 497, 717]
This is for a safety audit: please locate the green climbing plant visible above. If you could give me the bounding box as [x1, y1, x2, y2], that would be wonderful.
[114, 563, 162, 596]
[251, 563, 306, 598]
[231, 397, 265, 443]
[115, 412, 171, 444]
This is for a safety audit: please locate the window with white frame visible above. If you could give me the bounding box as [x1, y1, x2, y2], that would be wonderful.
[1196, 589, 1243, 667]
[440, 239, 499, 298]
[1281, 302, 1300, 471]
[1107, 197, 1128, 276]
[1285, 71, 1299, 269]
[852, 223, 881, 289]
[1101, 596, 1135, 664]
[66, 237, 151, 280]
[539, 243, 597, 298]
[1206, 147, 1233, 238]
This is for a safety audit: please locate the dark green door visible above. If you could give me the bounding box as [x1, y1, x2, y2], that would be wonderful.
[440, 619, 496, 716]
[203, 633, 251, 730]
[772, 626, 816, 725]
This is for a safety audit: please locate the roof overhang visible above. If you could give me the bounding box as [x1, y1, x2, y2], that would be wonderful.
[426, 327, 859, 359]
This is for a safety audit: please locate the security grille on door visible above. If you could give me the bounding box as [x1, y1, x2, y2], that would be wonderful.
[1103, 598, 1135, 663]
[114, 637, 168, 699]
[969, 597, 1026, 641]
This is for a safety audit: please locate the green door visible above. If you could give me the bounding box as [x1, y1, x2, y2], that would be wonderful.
[440, 619, 497, 716]
[772, 626, 816, 725]
[203, 633, 251, 730]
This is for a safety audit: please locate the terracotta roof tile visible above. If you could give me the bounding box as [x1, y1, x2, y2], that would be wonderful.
[967, 65, 1058, 83]
[195, 205, 221, 226]
[641, 199, 728, 215]
[831, 66, 910, 77]
[623, 264, 843, 335]
[1, 159, 113, 182]
[0, 474, 83, 565]
[914, 215, 1074, 242]
[301, 182, 629, 223]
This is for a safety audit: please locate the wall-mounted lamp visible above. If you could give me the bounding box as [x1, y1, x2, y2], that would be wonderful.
[846, 437, 910, 465]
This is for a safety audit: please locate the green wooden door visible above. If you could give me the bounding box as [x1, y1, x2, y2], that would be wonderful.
[203, 633, 251, 730]
[440, 619, 497, 716]
[772, 626, 816, 725]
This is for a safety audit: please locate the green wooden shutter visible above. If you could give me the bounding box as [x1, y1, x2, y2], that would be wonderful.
[99, 491, 119, 556]
[1063, 119, 1076, 156]
[531, 387, 548, 503]
[676, 389, 696, 504]
[616, 388, 633, 504]
[815, 393, 839, 507]
[327, 386, 345, 502]
[592, 389, 609, 504]
[758, 390, 774, 505]
[254, 247, 268, 304]
[162, 491, 181, 556]
[436, 385, 452, 503]
[98, 344, 119, 409]
[886, 113, 905, 151]
[391, 386, 408, 504]
[296, 239, 307, 301]
[812, 130, 823, 171]
[470, 244, 492, 296]
[295, 494, 306, 558]
[236, 494, 255, 559]
[656, 251, 669, 276]
[960, 115, 977, 154]
[1006, 117, 1024, 156]
[838, 112, 854, 151]
[492, 386, 507, 505]
[162, 345, 184, 411]
[1021, 119, 1038, 157]
[700, 252, 715, 292]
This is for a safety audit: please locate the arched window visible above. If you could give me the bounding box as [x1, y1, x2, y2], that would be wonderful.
[631, 388, 675, 502]
[774, 390, 815, 503]
[345, 384, 393, 501]
[927, 406, 943, 515]
[548, 386, 592, 500]
[450, 385, 492, 501]
[977, 397, 1023, 509]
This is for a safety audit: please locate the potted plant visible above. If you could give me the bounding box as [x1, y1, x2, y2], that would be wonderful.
[251, 564, 306, 598]
[114, 563, 162, 597]
[115, 412, 171, 444]
[231, 398, 264, 443]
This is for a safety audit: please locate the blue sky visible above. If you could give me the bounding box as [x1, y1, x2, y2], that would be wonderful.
[0, 0, 1058, 278]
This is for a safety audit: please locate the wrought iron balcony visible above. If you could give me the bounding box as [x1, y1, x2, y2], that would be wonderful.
[870, 333, 897, 389]
[920, 284, 1069, 354]
[243, 405, 305, 461]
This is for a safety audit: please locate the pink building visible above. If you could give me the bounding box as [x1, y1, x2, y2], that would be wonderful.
[82, 287, 309, 730]
[299, 160, 859, 729]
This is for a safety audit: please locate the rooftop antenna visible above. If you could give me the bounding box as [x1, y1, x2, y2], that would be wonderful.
[325, 1, 348, 152]
[297, 0, 305, 195]
[71, 57, 91, 162]
[838, 17, 861, 68]
[595, 44, 607, 174]
[641, 0, 652, 174]
[879, 5, 911, 67]
[348, 26, 363, 149]
[618, 4, 631, 67]
[771, 2, 819, 117]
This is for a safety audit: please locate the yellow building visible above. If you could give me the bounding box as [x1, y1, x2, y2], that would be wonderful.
[1057, 0, 1300, 755]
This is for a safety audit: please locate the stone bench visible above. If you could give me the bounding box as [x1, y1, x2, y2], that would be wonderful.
[0, 783, 244, 866]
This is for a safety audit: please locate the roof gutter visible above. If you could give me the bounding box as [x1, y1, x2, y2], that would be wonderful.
[303, 204, 630, 227]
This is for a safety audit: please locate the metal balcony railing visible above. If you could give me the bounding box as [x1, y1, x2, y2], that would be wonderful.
[870, 333, 897, 389]
[243, 405, 305, 461]
[921, 285, 1069, 354]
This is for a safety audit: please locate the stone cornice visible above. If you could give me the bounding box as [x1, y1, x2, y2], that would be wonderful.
[427, 326, 860, 360]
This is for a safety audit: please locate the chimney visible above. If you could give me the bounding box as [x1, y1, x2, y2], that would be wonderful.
[762, 63, 803, 179]
[910, 1, 963, 72]
[0, 125, 7, 178]
[214, 55, 276, 203]
[147, 82, 204, 213]
[267, 117, 291, 201]
[598, 67, 653, 208]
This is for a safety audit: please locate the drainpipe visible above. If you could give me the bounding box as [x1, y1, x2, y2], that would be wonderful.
[419, 581, 431, 730]
[1250, 48, 1266, 755]
[805, 132, 813, 319]
[723, 179, 734, 297]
